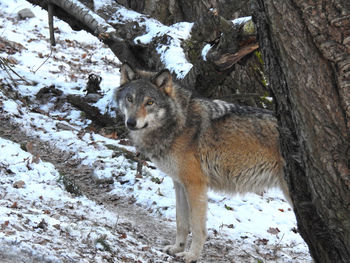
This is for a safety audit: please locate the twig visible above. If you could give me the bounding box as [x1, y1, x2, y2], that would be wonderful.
[48, 3, 56, 46]
[0, 57, 32, 85]
[31, 48, 53, 74]
[0, 58, 15, 83]
[272, 233, 285, 254]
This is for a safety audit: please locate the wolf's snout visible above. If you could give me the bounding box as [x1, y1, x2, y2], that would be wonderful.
[126, 118, 137, 129]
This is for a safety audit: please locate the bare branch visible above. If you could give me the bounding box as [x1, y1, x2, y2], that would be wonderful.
[48, 0, 121, 42]
[48, 3, 56, 46]
[24, 0, 262, 101]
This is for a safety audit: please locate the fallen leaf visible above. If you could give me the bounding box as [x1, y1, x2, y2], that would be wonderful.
[13, 180, 25, 188]
[7, 57, 19, 65]
[267, 227, 280, 235]
[1, 220, 9, 230]
[34, 219, 48, 230]
[255, 238, 269, 245]
[31, 154, 40, 164]
[69, 74, 77, 81]
[278, 208, 284, 212]
[25, 141, 33, 153]
[118, 139, 132, 146]
[37, 239, 49, 245]
[10, 202, 18, 209]
[224, 204, 234, 211]
[5, 230, 16, 236]
[291, 227, 298, 233]
[151, 176, 164, 184]
[26, 158, 33, 170]
[119, 233, 127, 239]
[156, 188, 164, 197]
[103, 132, 118, 139]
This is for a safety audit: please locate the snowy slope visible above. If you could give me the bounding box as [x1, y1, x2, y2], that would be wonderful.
[0, 1, 311, 262]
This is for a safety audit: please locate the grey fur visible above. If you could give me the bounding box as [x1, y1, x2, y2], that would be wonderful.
[200, 98, 274, 119]
[115, 64, 289, 263]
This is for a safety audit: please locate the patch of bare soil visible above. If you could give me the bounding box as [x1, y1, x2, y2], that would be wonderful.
[0, 117, 309, 263]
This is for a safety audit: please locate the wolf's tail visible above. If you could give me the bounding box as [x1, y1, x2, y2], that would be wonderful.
[202, 99, 273, 119]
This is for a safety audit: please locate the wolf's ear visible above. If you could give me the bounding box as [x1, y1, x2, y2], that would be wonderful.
[152, 70, 173, 96]
[120, 63, 137, 85]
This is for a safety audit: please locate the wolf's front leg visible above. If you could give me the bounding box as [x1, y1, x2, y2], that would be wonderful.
[176, 182, 208, 263]
[164, 181, 190, 254]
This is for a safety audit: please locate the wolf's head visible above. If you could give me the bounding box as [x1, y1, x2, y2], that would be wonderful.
[115, 63, 180, 132]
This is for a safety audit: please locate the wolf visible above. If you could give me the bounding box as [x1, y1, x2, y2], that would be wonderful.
[115, 63, 291, 263]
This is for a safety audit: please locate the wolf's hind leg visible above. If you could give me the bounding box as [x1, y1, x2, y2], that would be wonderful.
[164, 181, 190, 255]
[175, 182, 208, 263]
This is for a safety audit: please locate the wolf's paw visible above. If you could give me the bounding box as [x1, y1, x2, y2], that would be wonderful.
[175, 251, 198, 263]
[163, 244, 184, 255]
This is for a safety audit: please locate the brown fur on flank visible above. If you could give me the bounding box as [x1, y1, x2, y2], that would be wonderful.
[115, 63, 290, 263]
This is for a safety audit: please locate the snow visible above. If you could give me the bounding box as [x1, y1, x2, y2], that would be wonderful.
[133, 21, 193, 78]
[202, 43, 213, 61]
[94, 0, 113, 11]
[0, 137, 122, 262]
[232, 16, 252, 25]
[2, 100, 20, 115]
[63, 0, 118, 35]
[0, 0, 311, 262]
[110, 5, 193, 78]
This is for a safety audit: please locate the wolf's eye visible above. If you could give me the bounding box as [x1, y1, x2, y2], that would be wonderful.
[146, 99, 154, 106]
[126, 96, 132, 103]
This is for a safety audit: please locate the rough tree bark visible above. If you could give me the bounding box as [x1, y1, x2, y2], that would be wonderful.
[252, 0, 350, 262]
[117, 0, 251, 25]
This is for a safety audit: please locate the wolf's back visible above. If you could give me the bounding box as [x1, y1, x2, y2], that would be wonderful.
[199, 98, 274, 120]
[199, 109, 288, 198]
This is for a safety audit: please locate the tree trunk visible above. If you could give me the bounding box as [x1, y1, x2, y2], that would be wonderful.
[117, 0, 251, 25]
[252, 0, 350, 262]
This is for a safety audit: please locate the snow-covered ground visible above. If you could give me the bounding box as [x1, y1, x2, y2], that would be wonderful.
[0, 0, 311, 262]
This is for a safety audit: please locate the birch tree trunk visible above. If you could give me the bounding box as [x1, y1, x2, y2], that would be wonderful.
[252, 1, 350, 262]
